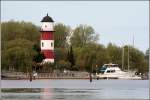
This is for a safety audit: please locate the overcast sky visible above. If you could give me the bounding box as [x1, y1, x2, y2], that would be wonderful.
[1, 1, 149, 53]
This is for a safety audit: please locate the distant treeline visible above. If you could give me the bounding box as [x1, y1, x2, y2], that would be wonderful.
[1, 21, 149, 74]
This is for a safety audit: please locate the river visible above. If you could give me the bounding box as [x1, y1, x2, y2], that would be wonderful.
[1, 80, 149, 100]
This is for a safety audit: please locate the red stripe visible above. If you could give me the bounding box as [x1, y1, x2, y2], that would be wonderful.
[41, 50, 54, 59]
[41, 31, 54, 40]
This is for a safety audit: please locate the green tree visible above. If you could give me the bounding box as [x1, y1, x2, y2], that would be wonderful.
[1, 21, 40, 49]
[128, 46, 148, 73]
[71, 24, 99, 47]
[2, 39, 36, 72]
[55, 48, 68, 62]
[32, 44, 45, 63]
[1, 21, 40, 72]
[107, 43, 122, 67]
[67, 46, 75, 68]
[145, 48, 149, 61]
[54, 23, 71, 48]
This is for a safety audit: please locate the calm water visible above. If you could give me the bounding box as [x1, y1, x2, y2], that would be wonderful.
[1, 80, 149, 100]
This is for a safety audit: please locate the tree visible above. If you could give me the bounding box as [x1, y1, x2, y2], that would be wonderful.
[2, 39, 36, 72]
[54, 23, 71, 48]
[1, 21, 40, 49]
[128, 46, 149, 73]
[55, 48, 68, 62]
[145, 48, 149, 61]
[71, 24, 99, 47]
[67, 46, 75, 68]
[107, 43, 122, 66]
[1, 21, 40, 72]
[74, 43, 99, 71]
[32, 44, 45, 63]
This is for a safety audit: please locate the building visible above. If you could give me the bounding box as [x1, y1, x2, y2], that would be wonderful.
[40, 14, 54, 63]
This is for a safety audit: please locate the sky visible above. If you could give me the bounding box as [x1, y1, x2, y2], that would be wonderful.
[1, 1, 149, 53]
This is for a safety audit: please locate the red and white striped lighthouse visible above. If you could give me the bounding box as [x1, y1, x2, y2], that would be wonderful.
[40, 14, 54, 63]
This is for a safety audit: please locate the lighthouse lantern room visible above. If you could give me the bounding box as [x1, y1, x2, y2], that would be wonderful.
[40, 14, 54, 63]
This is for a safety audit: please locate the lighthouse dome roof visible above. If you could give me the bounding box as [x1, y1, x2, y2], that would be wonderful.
[41, 14, 54, 22]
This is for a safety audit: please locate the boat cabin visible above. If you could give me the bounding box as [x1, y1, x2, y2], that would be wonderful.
[99, 63, 121, 74]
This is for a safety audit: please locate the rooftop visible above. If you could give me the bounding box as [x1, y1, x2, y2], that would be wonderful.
[41, 14, 54, 22]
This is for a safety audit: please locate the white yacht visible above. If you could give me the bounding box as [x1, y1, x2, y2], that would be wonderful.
[96, 63, 141, 80]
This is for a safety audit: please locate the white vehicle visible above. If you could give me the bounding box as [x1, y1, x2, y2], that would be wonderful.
[96, 63, 141, 80]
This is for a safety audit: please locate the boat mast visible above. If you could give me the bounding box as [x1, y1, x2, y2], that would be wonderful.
[133, 33, 134, 47]
[122, 46, 124, 70]
[127, 33, 134, 72]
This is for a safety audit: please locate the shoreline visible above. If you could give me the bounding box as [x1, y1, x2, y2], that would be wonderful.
[2, 77, 145, 80]
[2, 77, 90, 80]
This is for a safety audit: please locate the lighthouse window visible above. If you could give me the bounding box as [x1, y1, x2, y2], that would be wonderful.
[51, 42, 53, 47]
[42, 42, 44, 47]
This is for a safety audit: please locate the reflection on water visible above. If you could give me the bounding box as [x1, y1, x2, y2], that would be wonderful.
[1, 80, 149, 100]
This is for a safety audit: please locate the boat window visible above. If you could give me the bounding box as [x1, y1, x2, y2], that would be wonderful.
[100, 70, 105, 74]
[111, 70, 115, 73]
[107, 70, 110, 73]
[107, 70, 115, 73]
[100, 67, 107, 70]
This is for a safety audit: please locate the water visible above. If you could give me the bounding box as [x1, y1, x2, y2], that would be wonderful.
[1, 80, 149, 100]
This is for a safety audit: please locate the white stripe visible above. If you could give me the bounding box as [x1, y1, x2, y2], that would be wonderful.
[41, 22, 54, 31]
[41, 40, 54, 50]
[43, 59, 54, 63]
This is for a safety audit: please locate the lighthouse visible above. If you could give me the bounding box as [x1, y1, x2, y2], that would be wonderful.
[40, 14, 54, 63]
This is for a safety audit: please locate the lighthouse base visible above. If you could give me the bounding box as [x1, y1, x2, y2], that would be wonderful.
[43, 59, 54, 63]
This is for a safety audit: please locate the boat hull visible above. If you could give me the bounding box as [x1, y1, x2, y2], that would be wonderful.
[96, 75, 141, 80]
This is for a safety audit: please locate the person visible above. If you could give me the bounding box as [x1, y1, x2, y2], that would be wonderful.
[29, 72, 32, 82]
[90, 73, 92, 82]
